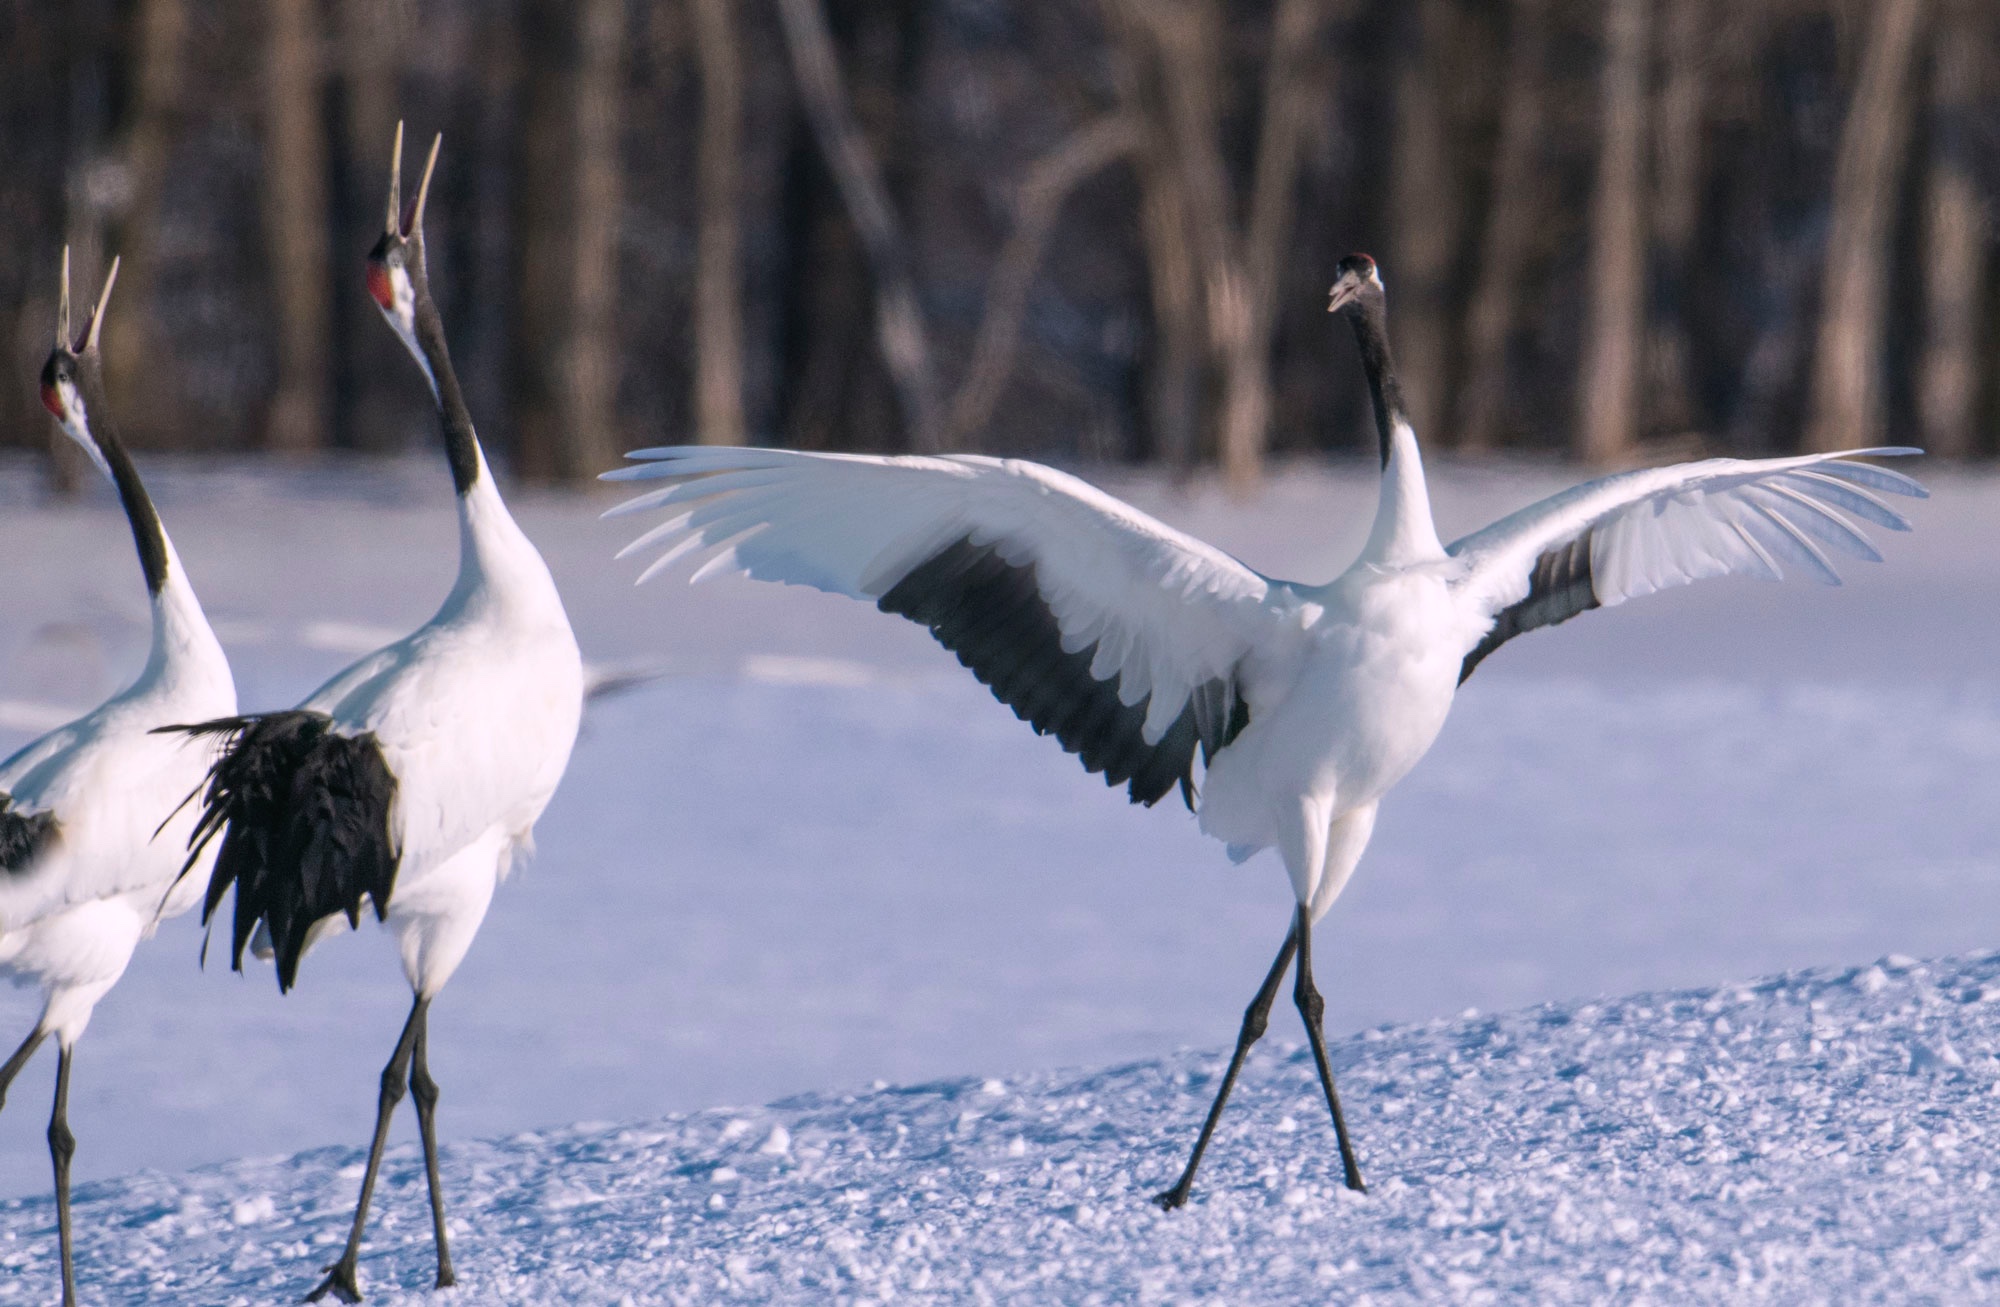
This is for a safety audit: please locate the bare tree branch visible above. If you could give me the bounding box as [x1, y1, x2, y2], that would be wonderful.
[775, 0, 943, 451]
[946, 114, 1142, 448]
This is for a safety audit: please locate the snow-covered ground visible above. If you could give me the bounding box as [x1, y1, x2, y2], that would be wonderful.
[6, 949, 1999, 1303]
[0, 454, 1995, 1301]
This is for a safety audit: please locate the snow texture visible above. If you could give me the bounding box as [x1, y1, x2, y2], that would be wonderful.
[0, 455, 1995, 1301]
[3, 950, 1998, 1303]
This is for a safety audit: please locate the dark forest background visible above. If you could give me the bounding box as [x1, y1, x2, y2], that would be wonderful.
[1, 0, 1995, 489]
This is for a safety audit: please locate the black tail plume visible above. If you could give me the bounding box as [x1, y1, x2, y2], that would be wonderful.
[0, 795, 58, 874]
[157, 711, 399, 991]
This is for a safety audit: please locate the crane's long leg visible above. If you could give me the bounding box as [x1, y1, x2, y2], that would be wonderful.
[1153, 922, 1299, 1210]
[306, 997, 425, 1305]
[0, 1026, 47, 1111]
[48, 1044, 77, 1307]
[407, 1000, 454, 1289]
[1294, 903, 1366, 1192]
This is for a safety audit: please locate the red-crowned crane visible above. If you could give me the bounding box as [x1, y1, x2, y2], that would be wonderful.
[165, 127, 583, 1301]
[1, 251, 235, 1306]
[603, 253, 1925, 1208]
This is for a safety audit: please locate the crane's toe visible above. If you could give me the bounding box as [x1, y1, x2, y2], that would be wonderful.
[304, 1259, 364, 1304]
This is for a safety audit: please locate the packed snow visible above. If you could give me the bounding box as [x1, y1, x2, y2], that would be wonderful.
[0, 454, 1995, 1301]
[4, 950, 1998, 1303]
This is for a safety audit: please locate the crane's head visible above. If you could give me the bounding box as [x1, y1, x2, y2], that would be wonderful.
[365, 121, 441, 385]
[38, 247, 119, 478]
[1326, 253, 1384, 316]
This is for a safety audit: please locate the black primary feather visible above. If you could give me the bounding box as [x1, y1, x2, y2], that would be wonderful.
[160, 711, 398, 991]
[877, 538, 1250, 809]
[1459, 533, 1600, 683]
[0, 794, 58, 874]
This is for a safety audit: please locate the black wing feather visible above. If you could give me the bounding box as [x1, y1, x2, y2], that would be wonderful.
[0, 794, 58, 874]
[877, 538, 1248, 808]
[1459, 533, 1600, 683]
[159, 710, 398, 991]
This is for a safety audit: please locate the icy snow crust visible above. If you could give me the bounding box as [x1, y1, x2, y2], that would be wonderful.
[3, 950, 1998, 1303]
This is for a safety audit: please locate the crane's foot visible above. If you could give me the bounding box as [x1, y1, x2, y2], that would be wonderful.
[1152, 1183, 1192, 1212]
[304, 1258, 363, 1304]
[435, 1264, 456, 1290]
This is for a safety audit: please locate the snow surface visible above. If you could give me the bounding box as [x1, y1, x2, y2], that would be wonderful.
[0, 453, 1995, 1300]
[4, 949, 1998, 1303]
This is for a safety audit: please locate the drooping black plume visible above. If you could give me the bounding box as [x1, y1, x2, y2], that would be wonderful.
[160, 711, 398, 991]
[878, 538, 1249, 808]
[0, 794, 58, 874]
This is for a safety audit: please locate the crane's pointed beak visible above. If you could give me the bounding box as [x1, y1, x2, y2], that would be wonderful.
[1327, 279, 1361, 315]
[81, 256, 121, 355]
[410, 133, 441, 238]
[57, 245, 72, 349]
[385, 119, 405, 238]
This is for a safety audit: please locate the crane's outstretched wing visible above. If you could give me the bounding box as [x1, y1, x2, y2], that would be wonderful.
[606, 448, 1294, 806]
[1448, 447, 1925, 681]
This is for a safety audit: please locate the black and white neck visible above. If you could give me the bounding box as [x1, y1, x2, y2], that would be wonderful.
[43, 350, 172, 596]
[39, 251, 228, 699]
[1328, 254, 1441, 566]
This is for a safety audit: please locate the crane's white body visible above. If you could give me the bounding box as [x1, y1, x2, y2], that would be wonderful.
[607, 423, 1921, 922]
[291, 449, 582, 995]
[0, 540, 234, 1045]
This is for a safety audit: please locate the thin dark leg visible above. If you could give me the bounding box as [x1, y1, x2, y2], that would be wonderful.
[1294, 904, 1366, 1192]
[305, 996, 425, 1304]
[1153, 922, 1300, 1210]
[0, 1026, 47, 1111]
[407, 1001, 454, 1289]
[49, 1044, 77, 1307]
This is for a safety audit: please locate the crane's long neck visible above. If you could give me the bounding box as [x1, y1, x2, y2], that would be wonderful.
[76, 370, 231, 705]
[77, 369, 170, 596]
[1347, 297, 1443, 566]
[413, 298, 483, 497]
[410, 292, 567, 624]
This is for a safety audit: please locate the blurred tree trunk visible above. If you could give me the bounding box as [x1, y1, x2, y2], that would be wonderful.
[260, 0, 333, 453]
[1456, 0, 1551, 453]
[1388, 0, 1459, 445]
[1804, 0, 1927, 452]
[1102, 0, 1331, 490]
[1918, 0, 1984, 458]
[1226, 0, 1330, 485]
[946, 115, 1141, 448]
[513, 0, 626, 482]
[1575, 0, 1651, 464]
[1102, 1, 1202, 473]
[1644, 0, 1710, 439]
[691, 0, 746, 445]
[99, 0, 188, 451]
[334, 0, 406, 452]
[776, 0, 943, 452]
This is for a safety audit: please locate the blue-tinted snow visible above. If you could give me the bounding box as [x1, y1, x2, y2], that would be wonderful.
[4, 950, 1998, 1303]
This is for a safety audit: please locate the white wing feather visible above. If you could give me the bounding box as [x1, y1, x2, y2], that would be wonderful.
[1448, 448, 1925, 622]
[607, 448, 1286, 743]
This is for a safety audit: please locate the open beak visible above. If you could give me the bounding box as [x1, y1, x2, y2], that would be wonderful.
[57, 245, 71, 349]
[384, 120, 442, 241]
[79, 256, 120, 355]
[1327, 279, 1361, 314]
